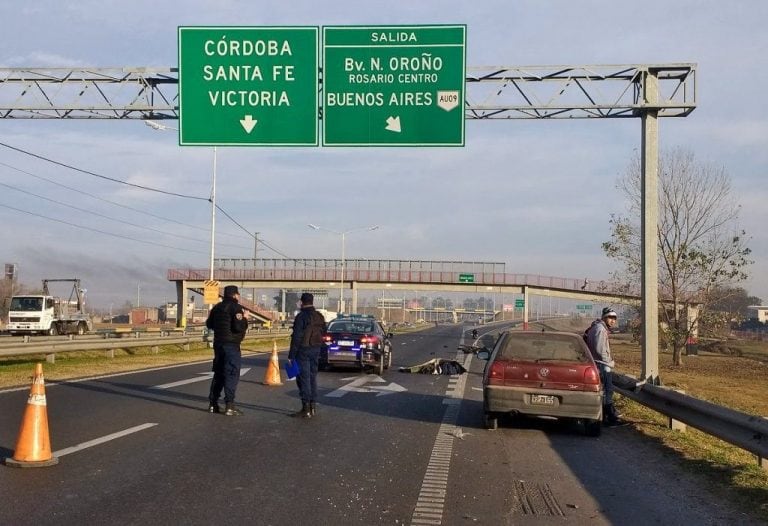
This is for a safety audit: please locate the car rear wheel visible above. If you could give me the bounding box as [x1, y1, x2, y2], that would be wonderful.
[484, 412, 498, 430]
[376, 352, 385, 375]
[584, 418, 602, 437]
[384, 347, 392, 369]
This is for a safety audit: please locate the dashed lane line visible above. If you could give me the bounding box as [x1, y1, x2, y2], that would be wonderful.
[410, 348, 473, 526]
[53, 423, 158, 458]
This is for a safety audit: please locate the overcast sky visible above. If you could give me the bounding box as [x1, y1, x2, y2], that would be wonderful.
[1, 1, 766, 310]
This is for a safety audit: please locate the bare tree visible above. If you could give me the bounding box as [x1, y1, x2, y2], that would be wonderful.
[602, 148, 752, 366]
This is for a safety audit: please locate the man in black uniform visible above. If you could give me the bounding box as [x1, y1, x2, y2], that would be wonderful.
[288, 293, 326, 418]
[206, 285, 249, 416]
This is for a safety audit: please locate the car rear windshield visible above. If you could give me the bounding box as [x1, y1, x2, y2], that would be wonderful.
[497, 333, 589, 363]
[328, 321, 374, 333]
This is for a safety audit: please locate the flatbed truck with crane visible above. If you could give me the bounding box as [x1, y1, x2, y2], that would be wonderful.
[6, 279, 92, 336]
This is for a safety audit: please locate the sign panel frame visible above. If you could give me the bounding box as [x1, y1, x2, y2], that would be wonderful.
[322, 24, 466, 147]
[178, 26, 319, 146]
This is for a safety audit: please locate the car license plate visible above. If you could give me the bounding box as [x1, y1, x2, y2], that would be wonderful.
[531, 394, 555, 406]
[338, 340, 355, 346]
[331, 351, 357, 359]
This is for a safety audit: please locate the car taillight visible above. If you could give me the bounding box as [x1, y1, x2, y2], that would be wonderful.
[360, 336, 379, 345]
[323, 335, 332, 343]
[583, 366, 600, 385]
[489, 361, 505, 382]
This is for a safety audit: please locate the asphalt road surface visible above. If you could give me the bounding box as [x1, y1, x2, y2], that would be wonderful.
[0, 323, 760, 525]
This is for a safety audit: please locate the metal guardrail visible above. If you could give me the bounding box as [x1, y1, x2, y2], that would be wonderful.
[0, 329, 291, 360]
[614, 372, 768, 461]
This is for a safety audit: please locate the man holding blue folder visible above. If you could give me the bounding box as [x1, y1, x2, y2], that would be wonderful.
[288, 293, 327, 418]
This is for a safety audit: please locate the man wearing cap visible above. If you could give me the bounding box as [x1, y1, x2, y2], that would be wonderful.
[288, 292, 327, 418]
[585, 307, 625, 427]
[206, 285, 249, 416]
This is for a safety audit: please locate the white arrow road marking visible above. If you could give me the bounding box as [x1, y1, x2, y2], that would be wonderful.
[240, 114, 257, 133]
[385, 115, 401, 132]
[325, 374, 406, 398]
[152, 368, 251, 389]
[368, 382, 408, 396]
[54, 423, 158, 458]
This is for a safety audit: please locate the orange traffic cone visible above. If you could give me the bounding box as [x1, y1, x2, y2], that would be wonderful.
[5, 363, 58, 468]
[263, 341, 283, 386]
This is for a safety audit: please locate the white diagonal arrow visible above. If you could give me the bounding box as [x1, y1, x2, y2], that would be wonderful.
[240, 115, 257, 133]
[325, 374, 406, 398]
[385, 116, 401, 133]
[369, 383, 408, 396]
[152, 367, 251, 389]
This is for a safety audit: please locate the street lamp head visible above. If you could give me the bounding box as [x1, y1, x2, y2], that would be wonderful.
[308, 224, 320, 230]
[369, 225, 380, 231]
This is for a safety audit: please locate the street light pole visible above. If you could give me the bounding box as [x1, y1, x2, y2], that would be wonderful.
[209, 146, 217, 281]
[308, 224, 379, 313]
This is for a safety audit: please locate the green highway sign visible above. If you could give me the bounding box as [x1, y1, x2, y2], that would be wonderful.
[178, 26, 318, 146]
[515, 299, 525, 308]
[459, 273, 474, 283]
[322, 25, 466, 146]
[576, 304, 593, 311]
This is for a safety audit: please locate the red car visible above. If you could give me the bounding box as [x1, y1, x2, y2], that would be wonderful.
[476, 330, 603, 436]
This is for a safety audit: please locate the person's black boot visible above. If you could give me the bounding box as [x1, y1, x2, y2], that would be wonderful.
[292, 402, 311, 418]
[208, 402, 221, 414]
[224, 402, 243, 416]
[309, 401, 317, 416]
[603, 403, 627, 427]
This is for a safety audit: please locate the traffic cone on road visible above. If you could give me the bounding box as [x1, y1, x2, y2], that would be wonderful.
[263, 341, 283, 386]
[4, 363, 58, 468]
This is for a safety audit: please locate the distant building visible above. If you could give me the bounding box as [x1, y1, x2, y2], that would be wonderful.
[130, 307, 159, 324]
[746, 306, 768, 324]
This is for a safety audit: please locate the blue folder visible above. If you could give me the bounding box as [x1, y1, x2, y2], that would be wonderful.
[284, 360, 300, 379]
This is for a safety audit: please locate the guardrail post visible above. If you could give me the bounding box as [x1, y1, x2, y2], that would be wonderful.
[105, 349, 114, 358]
[23, 335, 30, 343]
[151, 345, 159, 354]
[45, 353, 55, 364]
[668, 389, 687, 432]
[183, 343, 190, 351]
[69, 334, 74, 341]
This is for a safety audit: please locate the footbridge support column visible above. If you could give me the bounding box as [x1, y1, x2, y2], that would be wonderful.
[175, 280, 188, 329]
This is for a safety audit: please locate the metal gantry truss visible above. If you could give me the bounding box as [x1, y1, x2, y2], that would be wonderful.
[0, 62, 698, 384]
[0, 63, 696, 120]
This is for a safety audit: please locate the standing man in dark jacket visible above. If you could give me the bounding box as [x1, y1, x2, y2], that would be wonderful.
[289, 293, 327, 418]
[206, 285, 249, 416]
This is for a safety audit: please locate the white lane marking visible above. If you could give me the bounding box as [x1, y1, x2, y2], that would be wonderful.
[325, 374, 406, 398]
[53, 423, 158, 458]
[471, 387, 482, 391]
[0, 349, 269, 394]
[151, 367, 251, 390]
[410, 347, 473, 526]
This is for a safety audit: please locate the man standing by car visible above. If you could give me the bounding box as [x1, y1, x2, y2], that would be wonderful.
[206, 285, 249, 416]
[289, 293, 326, 418]
[586, 307, 625, 427]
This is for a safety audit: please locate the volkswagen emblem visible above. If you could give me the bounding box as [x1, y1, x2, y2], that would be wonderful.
[539, 367, 550, 377]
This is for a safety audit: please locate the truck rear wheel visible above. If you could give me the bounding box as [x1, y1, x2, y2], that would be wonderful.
[76, 322, 86, 335]
[48, 324, 58, 336]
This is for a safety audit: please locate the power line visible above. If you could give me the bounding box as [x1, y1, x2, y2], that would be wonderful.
[0, 201, 209, 255]
[0, 180, 251, 251]
[0, 158, 250, 241]
[0, 141, 210, 201]
[0, 141, 294, 259]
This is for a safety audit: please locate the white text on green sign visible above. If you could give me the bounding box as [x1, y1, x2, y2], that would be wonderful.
[323, 25, 466, 146]
[178, 27, 318, 146]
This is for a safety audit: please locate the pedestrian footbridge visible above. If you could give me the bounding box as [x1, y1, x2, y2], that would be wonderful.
[168, 259, 638, 327]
